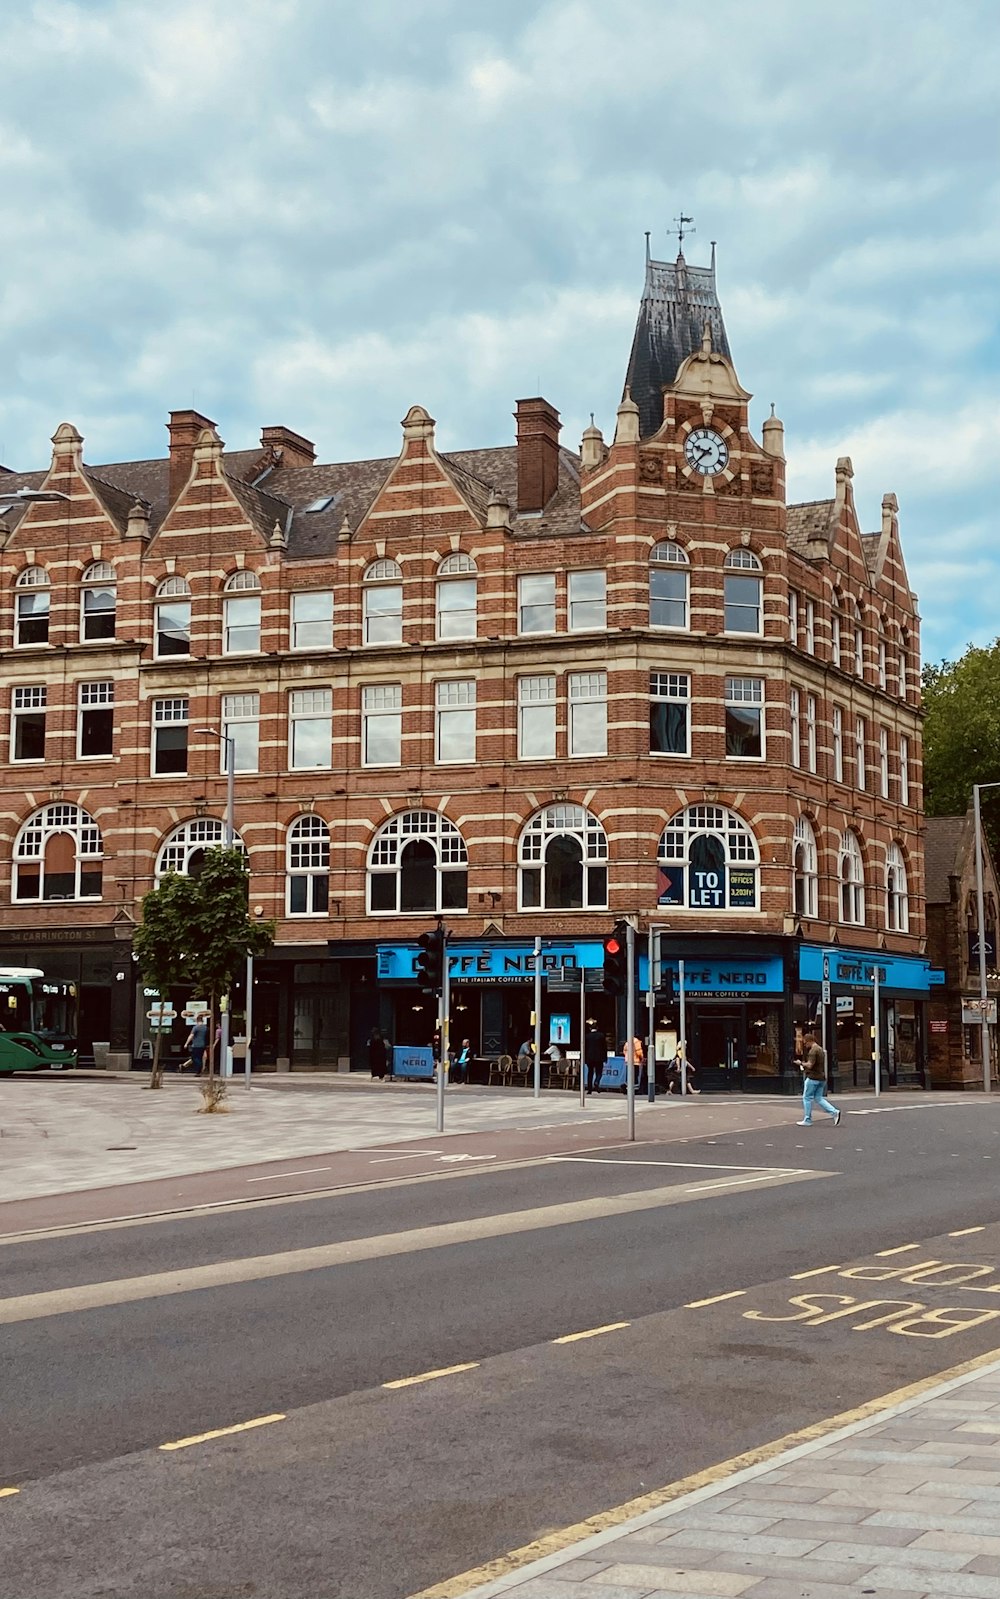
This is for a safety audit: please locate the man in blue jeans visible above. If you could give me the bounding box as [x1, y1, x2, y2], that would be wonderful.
[797, 1032, 841, 1126]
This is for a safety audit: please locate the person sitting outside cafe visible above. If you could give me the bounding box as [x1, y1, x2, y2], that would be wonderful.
[453, 1038, 472, 1084]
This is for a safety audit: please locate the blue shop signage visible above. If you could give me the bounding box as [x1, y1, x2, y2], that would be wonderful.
[378, 941, 605, 985]
[799, 944, 936, 995]
[637, 954, 784, 998]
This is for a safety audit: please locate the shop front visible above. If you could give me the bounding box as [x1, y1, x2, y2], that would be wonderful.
[795, 945, 939, 1090]
[637, 945, 789, 1093]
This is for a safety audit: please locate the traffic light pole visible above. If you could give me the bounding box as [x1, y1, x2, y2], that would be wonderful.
[625, 921, 636, 1142]
[437, 926, 450, 1133]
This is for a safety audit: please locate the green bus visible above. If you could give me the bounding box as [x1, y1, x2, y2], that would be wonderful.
[0, 967, 78, 1072]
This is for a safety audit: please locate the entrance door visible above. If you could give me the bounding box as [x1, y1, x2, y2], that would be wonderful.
[292, 989, 338, 1070]
[695, 1010, 743, 1091]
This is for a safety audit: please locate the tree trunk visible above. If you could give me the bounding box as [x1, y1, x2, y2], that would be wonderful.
[148, 1024, 165, 1091]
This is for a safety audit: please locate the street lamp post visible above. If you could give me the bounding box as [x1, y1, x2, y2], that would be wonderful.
[972, 782, 1000, 1095]
[196, 727, 240, 1082]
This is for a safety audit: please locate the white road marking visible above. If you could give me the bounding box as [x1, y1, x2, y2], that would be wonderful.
[246, 1167, 332, 1183]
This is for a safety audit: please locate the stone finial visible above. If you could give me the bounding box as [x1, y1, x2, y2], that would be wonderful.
[401, 404, 436, 446]
[125, 500, 151, 542]
[835, 456, 854, 506]
[762, 403, 785, 460]
[881, 492, 898, 539]
[614, 388, 640, 446]
[50, 421, 83, 462]
[701, 319, 713, 354]
[269, 518, 287, 550]
[338, 513, 351, 543]
[486, 488, 511, 530]
[580, 419, 604, 471]
[193, 426, 225, 471]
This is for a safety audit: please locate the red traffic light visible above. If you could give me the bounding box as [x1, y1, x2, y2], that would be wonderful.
[604, 937, 622, 955]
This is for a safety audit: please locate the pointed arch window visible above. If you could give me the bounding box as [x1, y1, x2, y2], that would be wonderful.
[155, 575, 191, 657]
[886, 842, 909, 932]
[519, 804, 608, 911]
[657, 804, 759, 911]
[13, 803, 103, 902]
[15, 566, 50, 647]
[649, 540, 689, 630]
[223, 569, 261, 654]
[367, 811, 468, 915]
[363, 559, 403, 645]
[839, 830, 865, 926]
[155, 817, 245, 880]
[287, 814, 330, 916]
[81, 560, 116, 642]
[436, 553, 477, 640]
[723, 548, 762, 634]
[793, 815, 818, 920]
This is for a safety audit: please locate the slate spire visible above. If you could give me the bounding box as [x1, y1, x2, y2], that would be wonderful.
[623, 239, 732, 437]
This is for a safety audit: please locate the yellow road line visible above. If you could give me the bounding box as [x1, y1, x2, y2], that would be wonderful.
[876, 1243, 921, 1256]
[790, 1264, 844, 1279]
[159, 1413, 285, 1451]
[684, 1290, 746, 1309]
[0, 1487, 19, 1499]
[950, 1226, 986, 1237]
[383, 1363, 479, 1390]
[408, 1343, 1000, 1598]
[551, 1322, 630, 1344]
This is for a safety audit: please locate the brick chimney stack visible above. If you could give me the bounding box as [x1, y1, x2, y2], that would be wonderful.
[515, 397, 561, 513]
[260, 425, 316, 468]
[168, 409, 217, 504]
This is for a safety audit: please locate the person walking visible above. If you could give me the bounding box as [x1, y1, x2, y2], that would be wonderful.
[797, 1031, 841, 1126]
[584, 1021, 607, 1095]
[368, 1026, 389, 1080]
[623, 1034, 645, 1091]
[184, 1012, 208, 1075]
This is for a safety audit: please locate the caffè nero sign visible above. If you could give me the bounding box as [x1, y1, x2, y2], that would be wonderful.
[377, 941, 604, 985]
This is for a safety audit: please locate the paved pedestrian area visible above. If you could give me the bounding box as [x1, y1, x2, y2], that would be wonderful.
[429, 1357, 1000, 1599]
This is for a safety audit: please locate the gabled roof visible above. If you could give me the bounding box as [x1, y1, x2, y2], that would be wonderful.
[624, 249, 731, 438]
[786, 499, 837, 557]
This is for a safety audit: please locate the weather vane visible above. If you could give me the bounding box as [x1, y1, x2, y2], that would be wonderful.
[673, 213, 695, 252]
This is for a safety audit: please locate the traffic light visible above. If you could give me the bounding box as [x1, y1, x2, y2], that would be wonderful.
[416, 923, 446, 994]
[603, 921, 629, 995]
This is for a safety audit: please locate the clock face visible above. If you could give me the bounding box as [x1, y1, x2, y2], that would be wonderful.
[684, 427, 729, 475]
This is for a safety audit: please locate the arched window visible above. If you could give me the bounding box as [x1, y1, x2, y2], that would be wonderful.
[287, 815, 330, 916]
[363, 559, 403, 645]
[13, 803, 103, 902]
[155, 575, 191, 658]
[155, 818, 245, 880]
[15, 566, 50, 647]
[80, 560, 116, 642]
[657, 804, 759, 911]
[368, 811, 467, 914]
[223, 569, 261, 654]
[436, 553, 477, 640]
[793, 816, 818, 920]
[886, 842, 909, 932]
[839, 830, 865, 925]
[649, 540, 689, 630]
[519, 804, 608, 911]
[723, 548, 762, 634]
[853, 600, 864, 677]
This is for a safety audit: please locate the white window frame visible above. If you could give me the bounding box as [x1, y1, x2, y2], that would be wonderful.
[289, 687, 332, 771]
[878, 725, 889, 798]
[518, 674, 556, 760]
[649, 672, 690, 757]
[14, 566, 50, 648]
[362, 683, 402, 767]
[286, 814, 330, 917]
[898, 635, 908, 698]
[788, 588, 798, 644]
[878, 631, 887, 690]
[832, 705, 844, 783]
[77, 680, 114, 760]
[222, 692, 260, 774]
[13, 803, 103, 903]
[657, 803, 760, 912]
[793, 814, 818, 920]
[436, 554, 478, 641]
[290, 590, 334, 651]
[886, 842, 909, 932]
[853, 602, 864, 677]
[518, 572, 556, 635]
[725, 676, 765, 761]
[899, 735, 910, 805]
[435, 679, 476, 765]
[223, 570, 261, 655]
[855, 715, 866, 791]
[567, 568, 607, 633]
[80, 560, 116, 644]
[156, 817, 245, 881]
[723, 549, 763, 636]
[363, 560, 403, 646]
[518, 804, 608, 912]
[11, 684, 46, 763]
[805, 694, 817, 773]
[790, 687, 801, 768]
[568, 670, 607, 757]
[839, 830, 865, 926]
[805, 598, 815, 654]
[151, 696, 189, 776]
[154, 575, 192, 659]
[649, 541, 690, 631]
[831, 597, 842, 668]
[367, 810, 469, 916]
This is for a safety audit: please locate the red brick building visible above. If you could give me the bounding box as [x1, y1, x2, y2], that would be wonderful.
[925, 813, 1000, 1088]
[0, 244, 932, 1087]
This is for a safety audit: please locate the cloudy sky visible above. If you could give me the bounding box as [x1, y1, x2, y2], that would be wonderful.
[1, 0, 996, 664]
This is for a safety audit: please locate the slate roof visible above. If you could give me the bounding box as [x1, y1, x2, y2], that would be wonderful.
[786, 499, 837, 557]
[623, 251, 731, 438]
[924, 815, 970, 904]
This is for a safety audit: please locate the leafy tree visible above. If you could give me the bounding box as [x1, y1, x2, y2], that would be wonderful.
[923, 643, 1000, 857]
[133, 847, 275, 1094]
